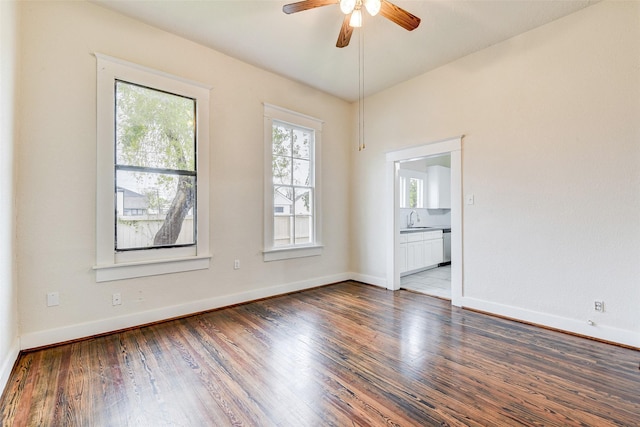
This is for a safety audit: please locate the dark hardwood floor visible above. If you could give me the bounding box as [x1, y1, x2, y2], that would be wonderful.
[2, 281, 639, 426]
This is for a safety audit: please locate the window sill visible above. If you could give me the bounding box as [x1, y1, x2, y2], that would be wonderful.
[94, 255, 211, 282]
[263, 245, 323, 262]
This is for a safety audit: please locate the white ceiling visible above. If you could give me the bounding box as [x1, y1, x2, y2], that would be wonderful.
[90, 0, 599, 102]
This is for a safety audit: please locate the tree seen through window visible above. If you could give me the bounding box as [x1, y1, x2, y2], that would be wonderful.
[115, 81, 196, 250]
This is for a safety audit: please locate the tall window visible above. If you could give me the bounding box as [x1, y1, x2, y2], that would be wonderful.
[272, 120, 314, 247]
[95, 54, 211, 281]
[115, 81, 196, 251]
[264, 104, 323, 261]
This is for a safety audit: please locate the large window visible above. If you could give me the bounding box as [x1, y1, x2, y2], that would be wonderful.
[263, 104, 323, 261]
[115, 81, 196, 251]
[95, 54, 211, 281]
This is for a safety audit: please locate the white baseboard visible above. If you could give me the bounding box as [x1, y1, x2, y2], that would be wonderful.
[460, 296, 640, 349]
[0, 338, 20, 396]
[18, 275, 638, 352]
[349, 273, 388, 289]
[20, 272, 351, 350]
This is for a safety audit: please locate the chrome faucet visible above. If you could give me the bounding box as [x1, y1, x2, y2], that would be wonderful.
[408, 210, 418, 227]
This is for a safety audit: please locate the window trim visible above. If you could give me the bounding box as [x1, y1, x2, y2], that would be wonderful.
[94, 53, 211, 282]
[263, 104, 323, 261]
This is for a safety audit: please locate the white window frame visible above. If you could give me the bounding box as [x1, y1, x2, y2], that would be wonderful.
[263, 104, 323, 261]
[399, 169, 427, 209]
[94, 54, 211, 282]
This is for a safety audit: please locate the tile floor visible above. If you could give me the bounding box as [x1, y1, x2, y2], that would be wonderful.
[401, 265, 451, 299]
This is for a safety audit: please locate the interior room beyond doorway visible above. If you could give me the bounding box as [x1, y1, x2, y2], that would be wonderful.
[397, 153, 452, 299]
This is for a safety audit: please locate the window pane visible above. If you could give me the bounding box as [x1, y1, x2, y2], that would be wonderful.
[294, 187, 312, 245]
[294, 188, 312, 216]
[116, 170, 195, 250]
[273, 186, 293, 215]
[272, 124, 292, 157]
[409, 178, 418, 208]
[293, 159, 310, 186]
[273, 185, 293, 248]
[273, 215, 293, 247]
[294, 216, 312, 245]
[115, 81, 195, 171]
[408, 177, 423, 208]
[292, 128, 311, 159]
[272, 155, 292, 185]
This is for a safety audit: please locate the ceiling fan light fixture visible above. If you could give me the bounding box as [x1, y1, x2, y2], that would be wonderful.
[283, 0, 421, 47]
[340, 0, 356, 14]
[349, 8, 362, 27]
[364, 0, 381, 16]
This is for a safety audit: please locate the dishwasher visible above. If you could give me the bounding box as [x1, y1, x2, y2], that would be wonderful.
[441, 228, 451, 265]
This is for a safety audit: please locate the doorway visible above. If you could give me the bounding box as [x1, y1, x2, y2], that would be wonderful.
[398, 153, 452, 298]
[385, 136, 462, 307]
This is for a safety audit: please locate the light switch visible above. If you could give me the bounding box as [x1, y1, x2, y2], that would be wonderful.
[466, 194, 475, 205]
[47, 292, 59, 307]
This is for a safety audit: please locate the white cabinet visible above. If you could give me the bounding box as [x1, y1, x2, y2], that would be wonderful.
[398, 233, 408, 273]
[424, 238, 444, 267]
[399, 230, 443, 275]
[426, 165, 451, 209]
[407, 240, 425, 271]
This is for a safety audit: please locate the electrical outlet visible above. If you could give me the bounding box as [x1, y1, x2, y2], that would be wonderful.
[112, 293, 122, 306]
[47, 292, 59, 307]
[234, 259, 240, 270]
[594, 300, 604, 312]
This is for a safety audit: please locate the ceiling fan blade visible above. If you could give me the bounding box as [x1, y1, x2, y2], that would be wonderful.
[379, 0, 421, 31]
[336, 14, 354, 48]
[283, 0, 337, 14]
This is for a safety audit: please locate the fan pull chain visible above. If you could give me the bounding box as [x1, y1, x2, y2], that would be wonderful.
[358, 21, 366, 151]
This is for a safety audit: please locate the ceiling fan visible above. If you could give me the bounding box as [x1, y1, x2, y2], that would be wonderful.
[283, 0, 421, 48]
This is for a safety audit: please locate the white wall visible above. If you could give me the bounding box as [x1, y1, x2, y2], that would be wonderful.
[353, 1, 640, 346]
[0, 0, 20, 390]
[11, 0, 639, 356]
[16, 1, 352, 348]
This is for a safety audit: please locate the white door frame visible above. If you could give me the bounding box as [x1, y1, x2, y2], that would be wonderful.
[385, 136, 463, 307]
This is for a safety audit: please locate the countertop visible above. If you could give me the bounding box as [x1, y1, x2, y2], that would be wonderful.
[401, 226, 451, 233]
